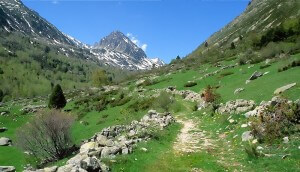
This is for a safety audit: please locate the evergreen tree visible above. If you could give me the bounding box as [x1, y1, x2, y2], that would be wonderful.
[0, 89, 3, 102]
[205, 41, 209, 47]
[48, 84, 66, 109]
[176, 55, 181, 60]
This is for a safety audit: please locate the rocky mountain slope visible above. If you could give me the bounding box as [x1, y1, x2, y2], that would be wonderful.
[0, 0, 163, 70]
[188, 0, 300, 58]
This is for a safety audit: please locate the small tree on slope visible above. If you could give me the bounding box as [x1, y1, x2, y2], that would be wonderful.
[48, 84, 66, 109]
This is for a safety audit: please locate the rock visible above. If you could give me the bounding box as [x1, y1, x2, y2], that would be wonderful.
[67, 154, 88, 166]
[245, 80, 251, 84]
[249, 71, 263, 80]
[148, 110, 157, 116]
[96, 135, 114, 147]
[0, 111, 8, 116]
[43, 166, 58, 172]
[217, 99, 255, 115]
[283, 137, 289, 144]
[0, 137, 12, 146]
[274, 83, 296, 95]
[141, 147, 148, 152]
[80, 156, 101, 172]
[229, 119, 235, 123]
[167, 86, 176, 91]
[242, 131, 253, 142]
[0, 166, 16, 172]
[80, 142, 97, 153]
[257, 146, 264, 150]
[241, 124, 248, 128]
[0, 127, 7, 133]
[234, 88, 244, 95]
[252, 139, 258, 144]
[121, 147, 129, 155]
[101, 146, 121, 158]
[21, 105, 47, 113]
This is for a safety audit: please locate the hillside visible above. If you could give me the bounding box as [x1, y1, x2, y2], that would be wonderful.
[188, 0, 300, 59]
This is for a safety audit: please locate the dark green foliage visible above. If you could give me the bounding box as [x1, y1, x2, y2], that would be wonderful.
[0, 67, 3, 74]
[48, 84, 66, 109]
[278, 60, 300, 72]
[230, 42, 236, 49]
[176, 55, 181, 60]
[244, 144, 262, 159]
[44, 46, 50, 53]
[110, 93, 131, 107]
[259, 64, 271, 69]
[219, 71, 234, 78]
[205, 41, 208, 47]
[250, 99, 299, 144]
[128, 97, 155, 112]
[238, 57, 247, 65]
[0, 89, 3, 102]
[184, 81, 197, 87]
[155, 91, 174, 112]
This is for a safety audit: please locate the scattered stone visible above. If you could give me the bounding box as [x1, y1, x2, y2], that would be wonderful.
[0, 137, 12, 146]
[0, 127, 7, 133]
[242, 131, 253, 142]
[252, 139, 258, 144]
[141, 147, 148, 152]
[283, 137, 289, 144]
[0, 111, 8, 116]
[263, 71, 270, 75]
[0, 166, 15, 172]
[229, 119, 235, 123]
[241, 124, 248, 128]
[234, 88, 245, 95]
[274, 83, 296, 95]
[257, 146, 263, 150]
[245, 80, 251, 84]
[249, 71, 263, 80]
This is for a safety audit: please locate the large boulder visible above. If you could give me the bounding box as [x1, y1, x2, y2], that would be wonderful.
[274, 83, 296, 95]
[80, 157, 101, 172]
[80, 142, 97, 153]
[249, 71, 263, 80]
[0, 137, 12, 146]
[0, 166, 16, 172]
[101, 146, 121, 158]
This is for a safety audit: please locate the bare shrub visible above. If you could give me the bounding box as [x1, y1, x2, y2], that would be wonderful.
[16, 110, 74, 162]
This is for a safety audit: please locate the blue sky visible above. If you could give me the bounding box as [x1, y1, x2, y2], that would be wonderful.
[23, 0, 249, 63]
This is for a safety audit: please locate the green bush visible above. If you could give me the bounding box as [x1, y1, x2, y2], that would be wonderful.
[48, 84, 67, 109]
[155, 91, 174, 112]
[128, 97, 155, 112]
[259, 64, 271, 69]
[219, 71, 234, 78]
[184, 81, 197, 87]
[0, 89, 3, 102]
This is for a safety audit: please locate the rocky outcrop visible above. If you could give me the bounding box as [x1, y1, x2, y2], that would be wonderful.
[217, 99, 256, 115]
[274, 83, 296, 95]
[26, 110, 175, 172]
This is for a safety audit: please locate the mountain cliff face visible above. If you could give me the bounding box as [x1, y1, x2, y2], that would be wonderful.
[0, 0, 164, 70]
[92, 31, 164, 70]
[188, 0, 300, 58]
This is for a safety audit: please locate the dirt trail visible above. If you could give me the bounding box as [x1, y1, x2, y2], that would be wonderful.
[173, 116, 215, 154]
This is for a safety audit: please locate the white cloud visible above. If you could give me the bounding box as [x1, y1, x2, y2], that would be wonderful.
[141, 44, 147, 51]
[126, 33, 148, 52]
